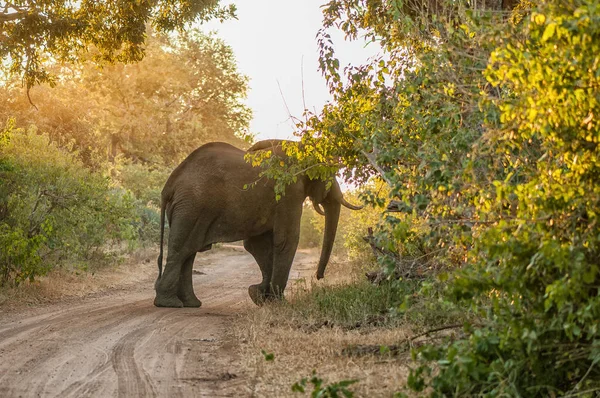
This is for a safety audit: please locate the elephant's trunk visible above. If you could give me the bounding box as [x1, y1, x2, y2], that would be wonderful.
[316, 199, 341, 280]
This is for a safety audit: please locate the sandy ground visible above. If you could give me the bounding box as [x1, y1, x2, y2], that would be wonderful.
[0, 246, 319, 397]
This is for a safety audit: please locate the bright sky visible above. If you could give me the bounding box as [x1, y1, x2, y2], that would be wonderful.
[201, 1, 380, 141]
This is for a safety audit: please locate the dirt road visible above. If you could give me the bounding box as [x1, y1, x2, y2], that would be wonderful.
[0, 246, 317, 397]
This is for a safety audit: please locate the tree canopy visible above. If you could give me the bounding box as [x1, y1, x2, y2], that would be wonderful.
[0, 0, 235, 91]
[0, 28, 250, 167]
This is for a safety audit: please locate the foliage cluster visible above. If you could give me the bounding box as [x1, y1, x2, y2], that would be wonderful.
[264, 0, 600, 396]
[0, 121, 141, 285]
[292, 370, 358, 398]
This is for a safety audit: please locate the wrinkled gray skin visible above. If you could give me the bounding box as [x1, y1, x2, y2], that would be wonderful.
[154, 140, 361, 308]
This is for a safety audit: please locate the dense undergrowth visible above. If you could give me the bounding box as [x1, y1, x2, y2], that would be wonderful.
[0, 122, 156, 285]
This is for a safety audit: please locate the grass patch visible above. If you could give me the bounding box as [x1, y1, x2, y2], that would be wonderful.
[277, 277, 472, 334]
[284, 280, 408, 330]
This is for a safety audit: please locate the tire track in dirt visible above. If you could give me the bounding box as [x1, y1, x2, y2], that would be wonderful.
[0, 301, 160, 397]
[0, 300, 151, 390]
[0, 247, 318, 397]
[111, 326, 158, 398]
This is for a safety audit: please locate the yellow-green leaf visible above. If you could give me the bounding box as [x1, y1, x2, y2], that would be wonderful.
[541, 23, 557, 42]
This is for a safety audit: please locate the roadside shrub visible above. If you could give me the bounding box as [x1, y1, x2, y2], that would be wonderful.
[407, 2, 600, 395]
[292, 371, 358, 397]
[299, 281, 404, 327]
[0, 222, 49, 285]
[283, 278, 469, 333]
[134, 204, 162, 243]
[0, 121, 139, 285]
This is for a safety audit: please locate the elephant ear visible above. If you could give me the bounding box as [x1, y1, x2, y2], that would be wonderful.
[306, 178, 331, 204]
[247, 140, 306, 159]
[247, 139, 286, 155]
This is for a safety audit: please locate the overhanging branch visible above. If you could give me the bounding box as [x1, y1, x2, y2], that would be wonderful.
[0, 3, 37, 22]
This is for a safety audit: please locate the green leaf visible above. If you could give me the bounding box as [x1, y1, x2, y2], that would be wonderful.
[261, 349, 275, 361]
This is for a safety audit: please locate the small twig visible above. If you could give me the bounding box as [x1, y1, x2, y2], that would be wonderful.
[566, 359, 598, 397]
[276, 80, 302, 126]
[342, 324, 480, 358]
[564, 387, 600, 398]
[301, 55, 307, 114]
[412, 247, 446, 261]
[408, 323, 468, 342]
[25, 84, 39, 111]
[291, 162, 340, 177]
[361, 149, 393, 185]
[427, 216, 552, 226]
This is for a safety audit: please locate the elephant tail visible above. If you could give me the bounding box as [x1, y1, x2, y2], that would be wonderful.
[157, 196, 167, 279]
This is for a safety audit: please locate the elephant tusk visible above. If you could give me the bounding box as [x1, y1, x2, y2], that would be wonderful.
[340, 197, 363, 211]
[313, 201, 326, 216]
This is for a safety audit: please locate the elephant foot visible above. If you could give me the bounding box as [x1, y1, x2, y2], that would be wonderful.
[154, 294, 183, 308]
[248, 284, 278, 306]
[180, 296, 202, 308]
[248, 284, 266, 306]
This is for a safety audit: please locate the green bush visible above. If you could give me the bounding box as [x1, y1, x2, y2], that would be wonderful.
[298, 281, 404, 327]
[116, 161, 170, 207]
[0, 121, 139, 285]
[133, 203, 162, 243]
[292, 370, 358, 397]
[114, 161, 170, 243]
[408, 2, 600, 396]
[283, 278, 468, 333]
[0, 222, 49, 284]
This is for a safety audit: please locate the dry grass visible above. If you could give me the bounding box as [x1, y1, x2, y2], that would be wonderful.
[0, 247, 157, 312]
[236, 310, 412, 397]
[233, 255, 414, 397]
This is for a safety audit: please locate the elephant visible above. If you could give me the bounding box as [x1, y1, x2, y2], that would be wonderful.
[154, 139, 362, 308]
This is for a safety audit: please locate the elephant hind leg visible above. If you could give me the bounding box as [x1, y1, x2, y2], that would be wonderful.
[177, 253, 202, 308]
[152, 210, 219, 308]
[244, 231, 274, 305]
[154, 275, 184, 308]
[155, 214, 205, 308]
[155, 250, 186, 307]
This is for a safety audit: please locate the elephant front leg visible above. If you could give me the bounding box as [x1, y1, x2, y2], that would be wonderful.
[244, 231, 274, 305]
[177, 253, 202, 308]
[269, 206, 302, 300]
